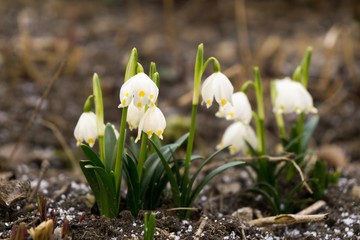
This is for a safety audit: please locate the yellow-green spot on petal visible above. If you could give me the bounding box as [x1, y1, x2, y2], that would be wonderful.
[206, 99, 212, 106]
[157, 130, 163, 136]
[88, 138, 94, 146]
[221, 98, 227, 106]
[137, 102, 142, 108]
[147, 130, 153, 137]
[121, 99, 126, 105]
[139, 91, 145, 98]
[228, 112, 234, 118]
[125, 93, 129, 97]
[150, 94, 154, 99]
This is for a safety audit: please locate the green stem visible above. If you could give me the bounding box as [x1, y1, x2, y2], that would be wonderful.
[92, 73, 105, 163]
[297, 112, 305, 155]
[137, 132, 148, 181]
[300, 47, 312, 88]
[203, 57, 221, 72]
[115, 107, 127, 191]
[183, 44, 203, 200]
[253, 67, 266, 155]
[275, 113, 286, 141]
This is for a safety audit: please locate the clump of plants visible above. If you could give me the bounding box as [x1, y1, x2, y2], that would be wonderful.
[74, 44, 338, 220]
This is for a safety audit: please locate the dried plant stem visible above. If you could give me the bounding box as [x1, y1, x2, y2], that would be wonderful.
[28, 160, 50, 202]
[40, 119, 81, 175]
[166, 207, 198, 212]
[8, 61, 65, 163]
[234, 0, 252, 76]
[296, 200, 326, 215]
[232, 153, 313, 194]
[248, 213, 329, 227]
[193, 216, 208, 240]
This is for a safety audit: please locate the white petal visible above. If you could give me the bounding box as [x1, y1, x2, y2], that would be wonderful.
[201, 74, 215, 108]
[74, 112, 98, 147]
[136, 106, 166, 142]
[201, 72, 234, 108]
[218, 122, 257, 155]
[127, 101, 145, 130]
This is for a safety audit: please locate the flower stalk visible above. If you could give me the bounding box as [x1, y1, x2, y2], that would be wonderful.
[115, 48, 138, 191]
[93, 73, 105, 162]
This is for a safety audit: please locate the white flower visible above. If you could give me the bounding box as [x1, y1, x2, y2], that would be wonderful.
[201, 72, 234, 108]
[216, 92, 252, 124]
[74, 111, 98, 147]
[136, 106, 166, 142]
[126, 100, 145, 130]
[118, 72, 159, 109]
[217, 122, 257, 155]
[272, 78, 317, 114]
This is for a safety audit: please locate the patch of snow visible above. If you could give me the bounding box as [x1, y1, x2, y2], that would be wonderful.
[343, 218, 354, 225]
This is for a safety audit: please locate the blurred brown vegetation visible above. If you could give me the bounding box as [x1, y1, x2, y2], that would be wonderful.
[0, 0, 359, 166]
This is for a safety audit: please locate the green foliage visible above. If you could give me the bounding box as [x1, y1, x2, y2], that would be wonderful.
[144, 212, 156, 240]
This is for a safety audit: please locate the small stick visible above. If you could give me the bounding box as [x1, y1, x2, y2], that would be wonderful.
[166, 207, 198, 212]
[28, 160, 50, 202]
[193, 216, 208, 240]
[248, 213, 329, 227]
[40, 118, 81, 175]
[8, 61, 65, 163]
[296, 200, 326, 215]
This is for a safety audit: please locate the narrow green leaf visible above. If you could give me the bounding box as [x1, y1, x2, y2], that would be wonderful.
[149, 139, 181, 206]
[80, 144, 104, 168]
[188, 161, 245, 207]
[104, 123, 117, 172]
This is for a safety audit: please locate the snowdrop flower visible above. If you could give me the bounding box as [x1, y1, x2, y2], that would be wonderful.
[216, 92, 252, 124]
[118, 72, 159, 109]
[126, 100, 145, 130]
[201, 72, 234, 108]
[272, 78, 317, 114]
[217, 122, 257, 155]
[74, 111, 98, 147]
[136, 106, 166, 142]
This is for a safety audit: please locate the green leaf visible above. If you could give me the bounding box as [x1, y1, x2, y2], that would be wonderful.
[123, 154, 141, 216]
[80, 144, 104, 168]
[187, 147, 227, 199]
[84, 165, 118, 217]
[79, 160, 101, 205]
[149, 138, 181, 207]
[104, 123, 118, 172]
[302, 116, 319, 150]
[188, 161, 245, 207]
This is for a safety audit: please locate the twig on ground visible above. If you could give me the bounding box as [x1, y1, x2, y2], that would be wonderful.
[28, 160, 50, 202]
[166, 207, 198, 212]
[8, 61, 65, 163]
[40, 118, 81, 175]
[248, 213, 329, 227]
[296, 200, 326, 215]
[193, 216, 208, 240]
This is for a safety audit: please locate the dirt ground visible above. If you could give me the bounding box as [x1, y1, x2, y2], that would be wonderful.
[0, 0, 360, 239]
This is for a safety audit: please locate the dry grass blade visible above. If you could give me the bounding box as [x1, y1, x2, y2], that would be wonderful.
[248, 213, 329, 227]
[8, 61, 65, 163]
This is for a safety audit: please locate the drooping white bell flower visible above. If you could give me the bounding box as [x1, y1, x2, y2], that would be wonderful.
[201, 72, 234, 108]
[217, 122, 257, 155]
[216, 92, 252, 124]
[74, 111, 98, 147]
[135, 106, 166, 142]
[118, 72, 159, 109]
[272, 78, 317, 114]
[126, 100, 145, 130]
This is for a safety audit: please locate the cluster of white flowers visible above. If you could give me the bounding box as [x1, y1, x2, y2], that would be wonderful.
[118, 73, 166, 142]
[200, 71, 257, 155]
[74, 72, 166, 147]
[272, 77, 317, 114]
[201, 73, 317, 155]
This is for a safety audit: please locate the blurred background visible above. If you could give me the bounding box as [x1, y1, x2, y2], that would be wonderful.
[0, 0, 359, 170]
